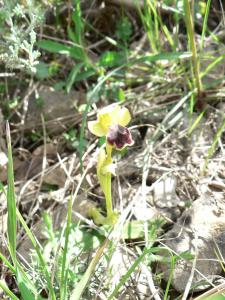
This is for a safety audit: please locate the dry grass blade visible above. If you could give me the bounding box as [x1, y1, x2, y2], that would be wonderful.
[194, 283, 225, 300]
[70, 238, 110, 300]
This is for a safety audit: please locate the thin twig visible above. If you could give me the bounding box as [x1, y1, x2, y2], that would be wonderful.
[181, 233, 198, 300]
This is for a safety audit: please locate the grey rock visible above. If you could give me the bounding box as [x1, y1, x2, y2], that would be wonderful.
[153, 176, 180, 209]
[160, 189, 225, 292]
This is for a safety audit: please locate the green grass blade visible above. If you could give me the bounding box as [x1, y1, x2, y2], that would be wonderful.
[108, 247, 155, 300]
[148, 0, 159, 50]
[188, 110, 206, 135]
[71, 0, 89, 64]
[131, 51, 192, 65]
[201, 53, 225, 78]
[200, 0, 212, 51]
[137, 0, 157, 53]
[70, 238, 109, 300]
[16, 266, 37, 300]
[65, 63, 83, 93]
[72, 0, 83, 45]
[0, 252, 15, 273]
[207, 117, 225, 158]
[163, 256, 176, 300]
[203, 117, 225, 173]
[6, 122, 17, 264]
[16, 209, 56, 300]
[60, 197, 72, 300]
[161, 23, 175, 50]
[0, 280, 20, 300]
[6, 123, 44, 300]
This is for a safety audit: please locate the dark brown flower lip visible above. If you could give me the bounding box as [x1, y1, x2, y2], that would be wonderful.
[106, 124, 134, 150]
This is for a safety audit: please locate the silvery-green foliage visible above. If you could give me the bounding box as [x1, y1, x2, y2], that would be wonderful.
[0, 0, 43, 73]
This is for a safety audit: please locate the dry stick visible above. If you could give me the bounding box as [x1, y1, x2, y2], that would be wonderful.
[19, 79, 38, 147]
[33, 114, 48, 204]
[181, 233, 198, 300]
[0, 72, 15, 77]
[71, 145, 98, 207]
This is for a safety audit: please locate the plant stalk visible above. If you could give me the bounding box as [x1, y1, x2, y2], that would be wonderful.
[183, 0, 202, 95]
[105, 172, 113, 217]
[105, 144, 113, 218]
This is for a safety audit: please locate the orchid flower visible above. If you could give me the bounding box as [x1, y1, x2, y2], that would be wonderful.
[88, 103, 133, 225]
[88, 104, 133, 150]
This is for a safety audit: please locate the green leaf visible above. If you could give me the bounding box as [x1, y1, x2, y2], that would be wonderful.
[69, 224, 104, 251]
[72, 0, 83, 45]
[98, 51, 126, 68]
[116, 17, 132, 42]
[16, 267, 37, 300]
[70, 46, 86, 61]
[66, 63, 83, 93]
[16, 209, 57, 300]
[122, 220, 146, 240]
[98, 136, 106, 147]
[67, 26, 77, 44]
[35, 62, 49, 79]
[102, 220, 161, 240]
[38, 40, 72, 55]
[0, 251, 15, 273]
[38, 40, 83, 61]
[116, 88, 125, 102]
[6, 124, 42, 300]
[132, 51, 192, 65]
[74, 67, 97, 82]
[179, 251, 195, 260]
[53, 81, 65, 91]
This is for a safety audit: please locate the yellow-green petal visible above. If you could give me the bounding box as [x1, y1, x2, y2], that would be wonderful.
[116, 107, 131, 126]
[98, 113, 113, 132]
[88, 120, 107, 137]
[100, 103, 120, 115]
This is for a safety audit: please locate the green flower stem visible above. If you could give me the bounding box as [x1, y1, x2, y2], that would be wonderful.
[105, 144, 113, 218]
[105, 172, 113, 217]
